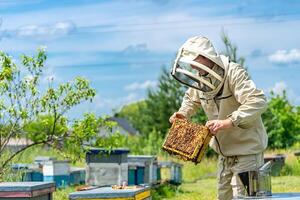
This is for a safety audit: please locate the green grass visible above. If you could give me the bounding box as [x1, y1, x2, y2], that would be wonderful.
[53, 186, 77, 200]
[154, 149, 300, 200]
[182, 158, 217, 182]
[9, 145, 85, 167]
[157, 176, 300, 200]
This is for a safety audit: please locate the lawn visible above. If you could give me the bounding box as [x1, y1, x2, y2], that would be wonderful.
[160, 176, 300, 200]
[152, 149, 300, 200]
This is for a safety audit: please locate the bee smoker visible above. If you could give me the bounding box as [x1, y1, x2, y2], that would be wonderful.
[238, 161, 273, 198]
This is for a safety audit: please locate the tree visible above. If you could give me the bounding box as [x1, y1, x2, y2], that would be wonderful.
[114, 101, 147, 135]
[143, 67, 186, 136]
[0, 48, 118, 179]
[116, 67, 207, 138]
[262, 91, 300, 149]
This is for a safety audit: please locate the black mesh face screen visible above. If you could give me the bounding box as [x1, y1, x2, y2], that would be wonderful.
[171, 54, 225, 93]
[172, 70, 214, 92]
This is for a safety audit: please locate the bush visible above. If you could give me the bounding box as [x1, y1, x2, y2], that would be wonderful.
[262, 91, 300, 149]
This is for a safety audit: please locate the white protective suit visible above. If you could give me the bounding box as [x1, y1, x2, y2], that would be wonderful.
[173, 36, 268, 200]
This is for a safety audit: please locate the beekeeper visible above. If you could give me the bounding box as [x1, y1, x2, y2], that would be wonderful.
[169, 36, 268, 200]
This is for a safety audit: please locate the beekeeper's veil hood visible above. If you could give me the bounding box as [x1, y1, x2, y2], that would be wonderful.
[171, 36, 227, 99]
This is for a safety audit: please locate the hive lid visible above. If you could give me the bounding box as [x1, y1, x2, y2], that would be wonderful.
[0, 182, 55, 192]
[69, 186, 150, 199]
[34, 156, 57, 162]
[87, 148, 130, 155]
[234, 193, 300, 199]
[127, 155, 157, 163]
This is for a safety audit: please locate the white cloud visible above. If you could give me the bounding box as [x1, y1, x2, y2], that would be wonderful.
[267, 81, 300, 105]
[268, 49, 300, 64]
[268, 81, 287, 95]
[124, 80, 157, 91]
[123, 93, 139, 103]
[94, 93, 143, 110]
[2, 21, 76, 40]
[121, 43, 149, 55]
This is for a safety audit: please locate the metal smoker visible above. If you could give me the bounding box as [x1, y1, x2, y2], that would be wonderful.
[237, 161, 273, 198]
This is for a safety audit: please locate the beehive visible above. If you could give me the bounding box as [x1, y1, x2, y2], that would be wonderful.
[43, 160, 70, 188]
[162, 119, 212, 164]
[159, 161, 182, 184]
[70, 167, 86, 186]
[127, 155, 158, 185]
[0, 182, 55, 200]
[69, 186, 151, 200]
[85, 148, 129, 186]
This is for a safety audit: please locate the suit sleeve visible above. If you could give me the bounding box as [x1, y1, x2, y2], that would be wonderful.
[227, 64, 267, 128]
[178, 87, 201, 119]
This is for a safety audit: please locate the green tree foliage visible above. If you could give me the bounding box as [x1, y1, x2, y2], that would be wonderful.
[0, 49, 119, 178]
[262, 91, 300, 149]
[115, 101, 147, 135]
[143, 67, 186, 136]
[116, 67, 207, 138]
[116, 129, 164, 155]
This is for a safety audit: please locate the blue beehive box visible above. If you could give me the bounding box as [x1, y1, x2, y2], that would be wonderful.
[86, 148, 130, 164]
[127, 155, 158, 185]
[43, 160, 70, 188]
[11, 164, 43, 182]
[0, 182, 55, 200]
[69, 186, 151, 200]
[159, 161, 182, 185]
[128, 166, 145, 185]
[34, 157, 56, 165]
[157, 165, 161, 182]
[23, 170, 43, 182]
[70, 167, 86, 185]
[11, 164, 29, 170]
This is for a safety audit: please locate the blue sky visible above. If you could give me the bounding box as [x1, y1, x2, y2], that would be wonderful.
[1, 0, 300, 118]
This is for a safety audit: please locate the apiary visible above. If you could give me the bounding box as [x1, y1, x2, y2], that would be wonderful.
[162, 119, 212, 164]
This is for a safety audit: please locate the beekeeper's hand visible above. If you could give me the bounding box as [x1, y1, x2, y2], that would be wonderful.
[205, 119, 233, 135]
[169, 112, 186, 124]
